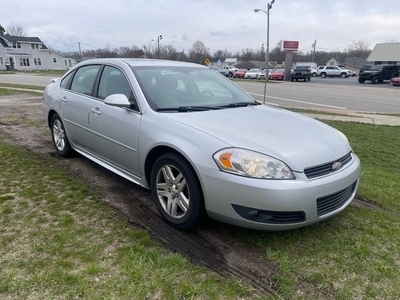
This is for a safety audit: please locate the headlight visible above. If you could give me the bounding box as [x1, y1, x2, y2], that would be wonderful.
[213, 148, 295, 179]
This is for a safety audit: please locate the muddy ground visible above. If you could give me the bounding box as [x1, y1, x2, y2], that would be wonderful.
[0, 95, 283, 297]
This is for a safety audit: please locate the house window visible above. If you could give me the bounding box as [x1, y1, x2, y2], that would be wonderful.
[68, 60, 72, 67]
[12, 42, 21, 49]
[35, 44, 39, 49]
[64, 60, 67, 66]
[53, 57, 57, 63]
[33, 58, 41, 66]
[31, 44, 35, 49]
[19, 58, 30, 67]
[0, 57, 3, 65]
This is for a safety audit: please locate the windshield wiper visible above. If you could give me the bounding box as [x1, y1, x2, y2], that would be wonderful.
[156, 106, 219, 112]
[216, 101, 260, 109]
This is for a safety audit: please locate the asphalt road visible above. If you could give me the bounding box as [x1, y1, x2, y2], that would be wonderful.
[0, 73, 55, 86]
[235, 78, 400, 113]
[1, 73, 399, 114]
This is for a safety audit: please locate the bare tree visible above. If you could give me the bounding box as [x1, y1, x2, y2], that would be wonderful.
[347, 40, 371, 58]
[6, 23, 26, 36]
[385, 39, 399, 43]
[189, 40, 209, 64]
[0, 24, 5, 35]
[164, 45, 181, 60]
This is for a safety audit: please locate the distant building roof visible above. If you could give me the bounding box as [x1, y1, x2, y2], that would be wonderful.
[224, 57, 237, 64]
[367, 43, 400, 62]
[235, 61, 258, 70]
[0, 34, 48, 49]
[0, 34, 44, 43]
[344, 57, 367, 68]
[0, 36, 8, 47]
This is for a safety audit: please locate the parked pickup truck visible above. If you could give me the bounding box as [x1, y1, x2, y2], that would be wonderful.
[290, 66, 311, 82]
[223, 66, 238, 77]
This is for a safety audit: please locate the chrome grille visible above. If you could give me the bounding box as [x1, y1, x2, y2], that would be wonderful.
[304, 152, 353, 179]
[316, 181, 357, 216]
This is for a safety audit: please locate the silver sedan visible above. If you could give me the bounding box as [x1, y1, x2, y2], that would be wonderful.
[43, 58, 361, 230]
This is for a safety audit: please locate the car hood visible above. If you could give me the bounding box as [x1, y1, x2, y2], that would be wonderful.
[162, 106, 352, 172]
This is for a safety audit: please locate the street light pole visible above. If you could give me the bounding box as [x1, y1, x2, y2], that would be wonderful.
[254, 0, 275, 105]
[152, 35, 163, 59]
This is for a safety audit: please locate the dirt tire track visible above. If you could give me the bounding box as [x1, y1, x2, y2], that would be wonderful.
[0, 96, 281, 297]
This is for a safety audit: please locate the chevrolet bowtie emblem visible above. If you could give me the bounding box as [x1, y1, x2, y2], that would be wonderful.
[332, 161, 342, 170]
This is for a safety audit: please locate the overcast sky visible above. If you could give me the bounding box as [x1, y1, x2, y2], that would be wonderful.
[3, 0, 400, 55]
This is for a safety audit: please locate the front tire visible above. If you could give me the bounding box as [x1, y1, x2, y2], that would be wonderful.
[151, 153, 204, 230]
[51, 114, 72, 157]
[371, 76, 379, 84]
[358, 78, 365, 83]
[340, 73, 347, 78]
[320, 73, 327, 78]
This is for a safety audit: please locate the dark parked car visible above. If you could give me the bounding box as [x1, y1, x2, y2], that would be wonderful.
[359, 65, 373, 74]
[291, 66, 311, 82]
[358, 64, 400, 84]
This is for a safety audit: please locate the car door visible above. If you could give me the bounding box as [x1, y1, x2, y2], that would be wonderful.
[59, 65, 101, 150]
[86, 65, 141, 177]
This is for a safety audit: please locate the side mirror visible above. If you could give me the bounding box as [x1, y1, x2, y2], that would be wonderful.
[104, 94, 131, 108]
[51, 78, 60, 83]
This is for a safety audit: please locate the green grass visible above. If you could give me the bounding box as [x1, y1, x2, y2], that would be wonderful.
[0, 88, 42, 96]
[19, 69, 67, 76]
[0, 133, 256, 299]
[1, 119, 400, 299]
[235, 122, 400, 299]
[0, 83, 44, 91]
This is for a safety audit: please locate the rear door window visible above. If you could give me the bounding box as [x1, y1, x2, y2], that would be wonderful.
[70, 65, 101, 96]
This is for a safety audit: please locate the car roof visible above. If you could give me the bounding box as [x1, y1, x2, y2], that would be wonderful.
[78, 58, 205, 68]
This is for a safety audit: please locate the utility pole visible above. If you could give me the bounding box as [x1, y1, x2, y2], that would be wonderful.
[156, 35, 163, 59]
[254, 0, 275, 105]
[312, 39, 316, 62]
[78, 42, 82, 58]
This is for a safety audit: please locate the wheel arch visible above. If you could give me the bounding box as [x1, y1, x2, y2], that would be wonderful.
[47, 109, 58, 128]
[144, 145, 208, 216]
[144, 146, 204, 196]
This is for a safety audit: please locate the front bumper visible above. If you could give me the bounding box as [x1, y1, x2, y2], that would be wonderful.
[198, 154, 361, 230]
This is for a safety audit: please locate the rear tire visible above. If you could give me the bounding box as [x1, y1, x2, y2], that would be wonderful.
[371, 76, 379, 84]
[51, 114, 72, 157]
[358, 78, 365, 83]
[340, 73, 347, 78]
[151, 153, 204, 230]
[320, 73, 327, 78]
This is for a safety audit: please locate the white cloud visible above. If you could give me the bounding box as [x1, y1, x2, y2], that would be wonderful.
[2, 0, 399, 54]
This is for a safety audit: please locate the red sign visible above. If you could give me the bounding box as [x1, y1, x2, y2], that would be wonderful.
[282, 41, 299, 51]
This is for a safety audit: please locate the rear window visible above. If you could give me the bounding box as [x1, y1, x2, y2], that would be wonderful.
[295, 66, 309, 71]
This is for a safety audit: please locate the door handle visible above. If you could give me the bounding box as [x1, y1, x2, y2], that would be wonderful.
[61, 96, 68, 103]
[91, 107, 101, 115]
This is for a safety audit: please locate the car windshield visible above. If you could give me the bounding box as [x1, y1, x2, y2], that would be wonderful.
[248, 69, 259, 73]
[295, 66, 309, 71]
[370, 65, 383, 71]
[133, 66, 257, 111]
[275, 69, 284, 73]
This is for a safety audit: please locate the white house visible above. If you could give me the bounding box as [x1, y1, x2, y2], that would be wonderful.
[325, 57, 339, 66]
[0, 34, 74, 71]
